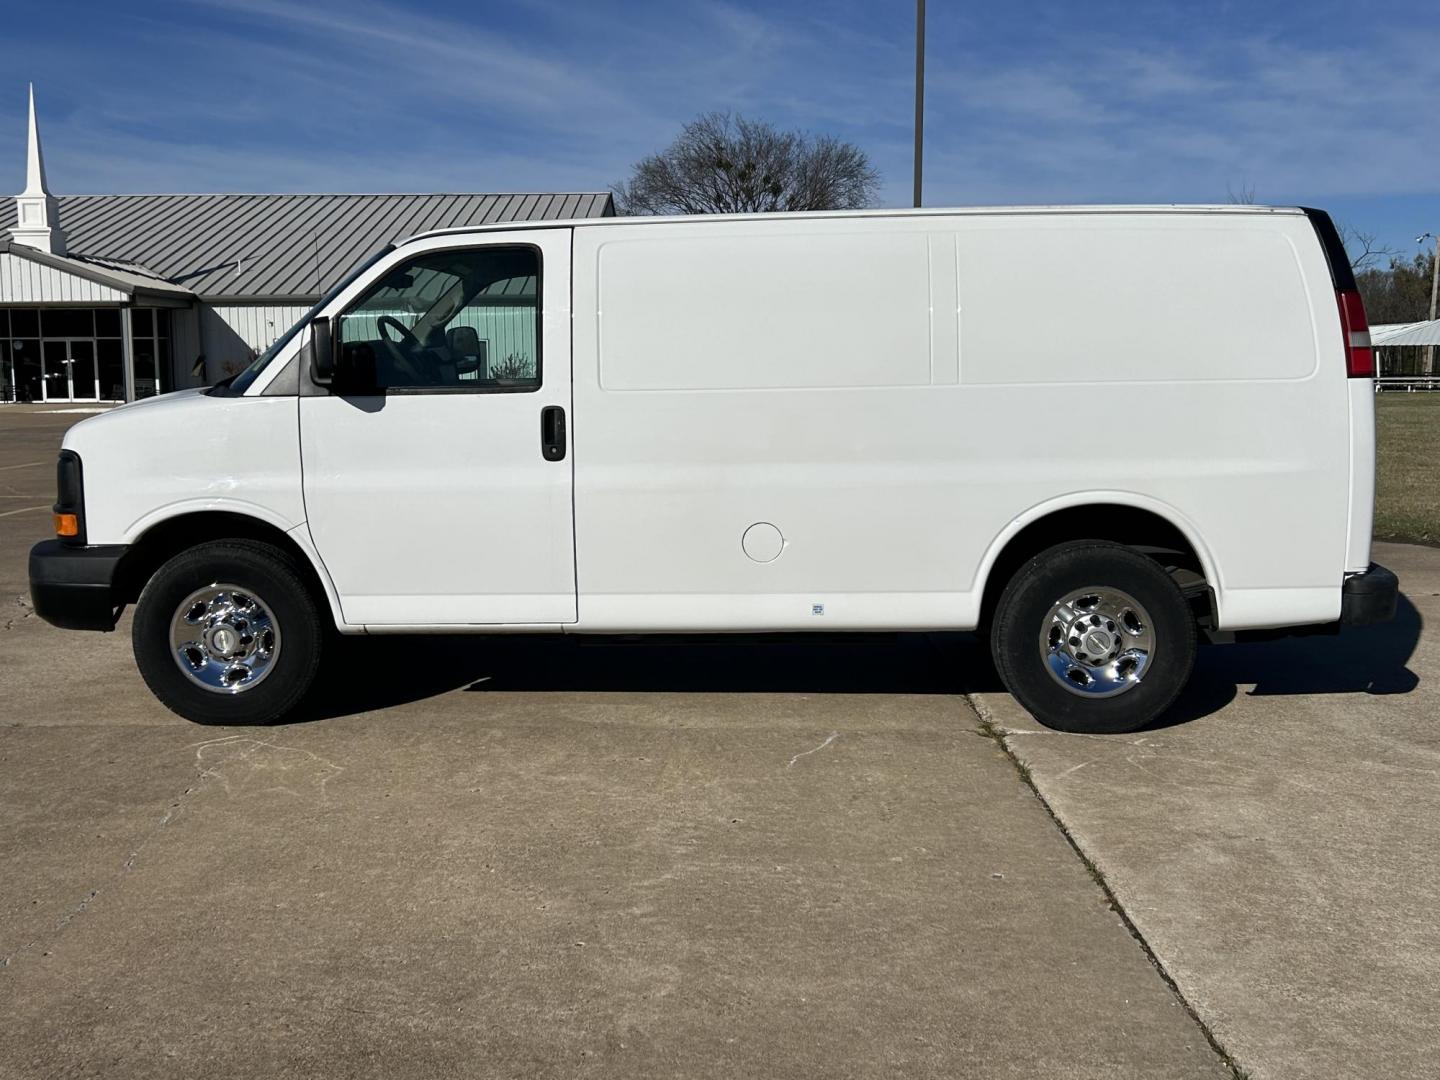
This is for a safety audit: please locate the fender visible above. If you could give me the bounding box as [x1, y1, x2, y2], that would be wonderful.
[124, 496, 300, 545]
[972, 490, 1226, 621]
[121, 499, 355, 633]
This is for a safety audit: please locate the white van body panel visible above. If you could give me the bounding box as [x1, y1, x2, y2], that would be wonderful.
[57, 205, 1369, 638]
[298, 231, 577, 627]
[58, 389, 359, 629]
[64, 390, 307, 545]
[570, 209, 1351, 632]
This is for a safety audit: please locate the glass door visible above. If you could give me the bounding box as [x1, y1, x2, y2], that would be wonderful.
[67, 340, 98, 400]
[41, 340, 69, 401]
[38, 340, 99, 401]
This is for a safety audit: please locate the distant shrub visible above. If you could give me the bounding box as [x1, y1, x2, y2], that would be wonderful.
[493, 353, 535, 379]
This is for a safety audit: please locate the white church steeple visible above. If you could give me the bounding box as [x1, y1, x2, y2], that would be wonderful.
[11, 83, 66, 255]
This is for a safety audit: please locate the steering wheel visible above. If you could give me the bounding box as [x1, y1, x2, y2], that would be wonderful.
[375, 315, 431, 384]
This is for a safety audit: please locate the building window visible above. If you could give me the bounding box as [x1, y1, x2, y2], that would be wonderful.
[9, 308, 38, 338]
[0, 306, 172, 402]
[6, 337, 43, 402]
[131, 308, 170, 398]
[1, 308, 42, 402]
[0, 310, 9, 402]
[97, 339, 124, 401]
[95, 308, 123, 401]
[41, 309, 95, 338]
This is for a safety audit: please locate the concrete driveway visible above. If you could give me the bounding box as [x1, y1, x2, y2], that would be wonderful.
[1, 406, 1433, 1079]
[975, 538, 1437, 1080]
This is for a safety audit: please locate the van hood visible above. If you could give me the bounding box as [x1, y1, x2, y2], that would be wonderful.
[112, 386, 211, 413]
[61, 387, 218, 451]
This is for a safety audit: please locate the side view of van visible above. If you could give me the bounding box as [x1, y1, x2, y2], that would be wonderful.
[28, 205, 1399, 734]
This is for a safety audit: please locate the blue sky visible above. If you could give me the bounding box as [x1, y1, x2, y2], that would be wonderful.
[2, 0, 1437, 259]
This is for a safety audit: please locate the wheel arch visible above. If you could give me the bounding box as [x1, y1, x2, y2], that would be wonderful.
[115, 510, 346, 631]
[975, 494, 1222, 629]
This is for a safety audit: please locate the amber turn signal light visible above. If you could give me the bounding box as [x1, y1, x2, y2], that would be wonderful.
[53, 512, 79, 538]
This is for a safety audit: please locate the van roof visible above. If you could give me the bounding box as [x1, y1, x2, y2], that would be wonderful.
[400, 203, 1307, 245]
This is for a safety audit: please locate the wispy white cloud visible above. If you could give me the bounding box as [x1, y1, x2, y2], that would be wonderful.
[0, 0, 1435, 253]
[920, 22, 1440, 206]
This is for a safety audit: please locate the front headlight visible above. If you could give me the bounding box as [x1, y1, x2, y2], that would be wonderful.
[53, 450, 85, 544]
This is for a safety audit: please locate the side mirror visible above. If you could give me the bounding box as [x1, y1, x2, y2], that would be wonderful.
[306, 317, 335, 385]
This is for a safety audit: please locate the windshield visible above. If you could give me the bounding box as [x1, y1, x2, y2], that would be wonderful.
[225, 244, 396, 395]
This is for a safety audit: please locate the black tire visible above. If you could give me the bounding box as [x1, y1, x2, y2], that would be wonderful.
[132, 539, 324, 725]
[990, 541, 1196, 734]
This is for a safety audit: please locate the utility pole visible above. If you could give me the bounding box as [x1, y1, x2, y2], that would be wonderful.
[1421, 232, 1439, 377]
[913, 0, 925, 208]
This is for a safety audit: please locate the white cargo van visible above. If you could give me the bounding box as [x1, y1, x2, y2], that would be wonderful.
[29, 205, 1398, 734]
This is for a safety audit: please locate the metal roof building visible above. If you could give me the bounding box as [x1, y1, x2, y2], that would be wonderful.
[1370, 320, 1440, 347]
[0, 89, 613, 403]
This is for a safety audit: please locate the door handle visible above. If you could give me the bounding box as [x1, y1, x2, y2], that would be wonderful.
[541, 405, 567, 461]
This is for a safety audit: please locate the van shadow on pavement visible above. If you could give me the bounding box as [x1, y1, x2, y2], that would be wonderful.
[298, 631, 986, 723]
[1147, 593, 1422, 729]
[293, 594, 1422, 729]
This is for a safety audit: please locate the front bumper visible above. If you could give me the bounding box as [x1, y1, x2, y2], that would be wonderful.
[28, 540, 127, 631]
[1341, 562, 1399, 627]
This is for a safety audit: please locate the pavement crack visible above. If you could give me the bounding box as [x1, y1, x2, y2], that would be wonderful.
[2, 595, 36, 632]
[188, 734, 345, 798]
[1054, 761, 1093, 781]
[0, 752, 219, 970]
[968, 693, 1253, 1080]
[787, 731, 839, 769]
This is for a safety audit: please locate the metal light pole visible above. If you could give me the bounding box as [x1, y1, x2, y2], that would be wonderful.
[913, 0, 925, 208]
[1420, 232, 1439, 377]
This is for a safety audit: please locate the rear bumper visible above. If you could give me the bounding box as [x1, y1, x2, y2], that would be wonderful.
[28, 540, 127, 631]
[1341, 562, 1399, 627]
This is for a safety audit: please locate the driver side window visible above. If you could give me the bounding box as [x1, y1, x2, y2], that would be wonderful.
[335, 245, 541, 392]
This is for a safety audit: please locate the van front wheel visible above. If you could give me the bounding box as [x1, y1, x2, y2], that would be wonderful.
[132, 539, 324, 726]
[990, 541, 1196, 734]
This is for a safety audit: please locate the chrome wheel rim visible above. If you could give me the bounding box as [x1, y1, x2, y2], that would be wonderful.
[1039, 587, 1155, 698]
[169, 584, 281, 694]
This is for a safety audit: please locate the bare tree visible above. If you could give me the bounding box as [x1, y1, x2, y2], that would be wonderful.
[1337, 222, 1399, 272]
[1226, 180, 1257, 205]
[614, 112, 880, 215]
[1225, 182, 1395, 273]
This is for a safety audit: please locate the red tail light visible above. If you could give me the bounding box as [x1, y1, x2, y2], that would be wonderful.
[1337, 289, 1374, 378]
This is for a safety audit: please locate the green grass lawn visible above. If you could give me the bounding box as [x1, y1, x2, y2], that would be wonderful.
[1376, 393, 1440, 546]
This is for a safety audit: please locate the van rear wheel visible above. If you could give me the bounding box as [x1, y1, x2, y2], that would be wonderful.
[132, 539, 324, 726]
[990, 541, 1196, 734]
